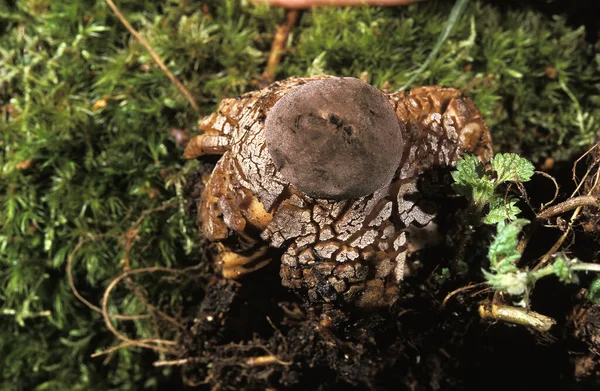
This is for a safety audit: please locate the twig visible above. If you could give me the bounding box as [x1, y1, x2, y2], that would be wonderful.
[258, 10, 299, 89]
[246, 355, 292, 367]
[104, 0, 200, 113]
[536, 196, 599, 221]
[153, 358, 197, 367]
[533, 147, 600, 271]
[478, 300, 556, 332]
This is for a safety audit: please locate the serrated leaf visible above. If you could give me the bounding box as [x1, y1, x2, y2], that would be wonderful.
[552, 257, 569, 283]
[483, 269, 528, 296]
[491, 153, 535, 183]
[483, 196, 521, 224]
[487, 219, 529, 271]
[451, 155, 494, 205]
[471, 178, 496, 206]
[451, 155, 485, 187]
[552, 257, 579, 284]
[589, 278, 600, 304]
[484, 219, 530, 295]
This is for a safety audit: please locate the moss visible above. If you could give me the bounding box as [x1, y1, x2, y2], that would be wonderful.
[281, 3, 600, 161]
[1, 0, 599, 389]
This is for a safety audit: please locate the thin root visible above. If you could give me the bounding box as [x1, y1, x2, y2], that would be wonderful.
[101, 266, 187, 352]
[153, 358, 198, 367]
[571, 142, 600, 196]
[442, 282, 489, 308]
[535, 170, 560, 210]
[67, 234, 148, 321]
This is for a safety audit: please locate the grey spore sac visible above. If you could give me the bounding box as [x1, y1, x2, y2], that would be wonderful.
[265, 77, 404, 200]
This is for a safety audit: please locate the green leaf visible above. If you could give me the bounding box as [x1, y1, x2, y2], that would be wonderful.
[471, 178, 496, 206]
[451, 155, 495, 205]
[434, 267, 451, 285]
[452, 155, 485, 188]
[484, 219, 530, 295]
[483, 269, 528, 296]
[483, 196, 521, 224]
[487, 219, 529, 272]
[589, 278, 600, 304]
[552, 257, 578, 284]
[552, 258, 568, 282]
[491, 153, 535, 183]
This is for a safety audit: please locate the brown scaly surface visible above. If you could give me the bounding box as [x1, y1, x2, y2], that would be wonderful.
[185, 76, 493, 309]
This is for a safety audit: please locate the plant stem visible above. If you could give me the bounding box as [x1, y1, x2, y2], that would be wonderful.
[530, 262, 600, 283]
[571, 263, 600, 273]
[1, 309, 51, 318]
[398, 0, 470, 90]
[104, 0, 200, 113]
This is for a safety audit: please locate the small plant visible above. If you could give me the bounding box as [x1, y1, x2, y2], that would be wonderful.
[451, 153, 534, 224]
[452, 153, 600, 309]
[484, 219, 600, 298]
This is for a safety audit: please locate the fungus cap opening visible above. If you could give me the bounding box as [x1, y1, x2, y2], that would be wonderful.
[265, 77, 404, 200]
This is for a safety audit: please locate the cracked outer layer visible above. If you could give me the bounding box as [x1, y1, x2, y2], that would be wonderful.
[187, 76, 493, 309]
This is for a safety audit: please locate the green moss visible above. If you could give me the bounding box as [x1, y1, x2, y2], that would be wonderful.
[281, 3, 600, 161]
[1, 0, 599, 389]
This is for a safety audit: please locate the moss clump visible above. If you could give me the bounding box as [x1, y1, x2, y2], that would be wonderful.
[1, 0, 599, 389]
[281, 2, 600, 162]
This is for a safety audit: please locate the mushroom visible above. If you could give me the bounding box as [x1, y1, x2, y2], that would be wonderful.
[265, 77, 404, 200]
[184, 76, 493, 309]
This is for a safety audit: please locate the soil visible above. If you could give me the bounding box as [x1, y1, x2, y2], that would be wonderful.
[173, 144, 600, 390]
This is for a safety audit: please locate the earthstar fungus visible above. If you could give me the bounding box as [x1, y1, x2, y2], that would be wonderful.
[185, 76, 493, 309]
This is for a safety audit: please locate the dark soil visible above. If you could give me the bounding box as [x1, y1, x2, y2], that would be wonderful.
[174, 145, 600, 390]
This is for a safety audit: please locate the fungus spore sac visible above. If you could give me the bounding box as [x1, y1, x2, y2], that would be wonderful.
[184, 76, 493, 309]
